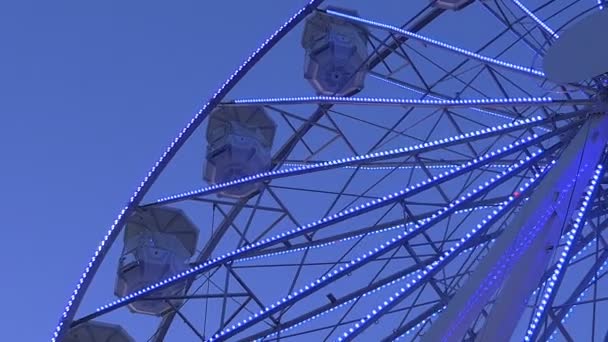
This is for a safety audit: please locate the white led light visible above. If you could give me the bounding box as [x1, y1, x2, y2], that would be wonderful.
[325, 9, 546, 78]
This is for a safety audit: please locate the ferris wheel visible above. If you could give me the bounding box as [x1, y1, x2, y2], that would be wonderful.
[52, 0, 608, 341]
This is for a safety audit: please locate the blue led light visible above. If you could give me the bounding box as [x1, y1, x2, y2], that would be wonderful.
[521, 216, 596, 341]
[336, 160, 555, 341]
[154, 116, 544, 205]
[439, 159, 590, 341]
[392, 307, 446, 340]
[261, 261, 454, 340]
[511, 0, 559, 38]
[283, 162, 511, 171]
[325, 9, 546, 78]
[257, 247, 483, 340]
[210, 149, 549, 341]
[524, 164, 604, 341]
[232, 95, 557, 107]
[548, 258, 608, 340]
[50, 1, 323, 340]
[92, 134, 548, 336]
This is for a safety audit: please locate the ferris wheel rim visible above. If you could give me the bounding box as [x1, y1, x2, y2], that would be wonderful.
[51, 1, 326, 341]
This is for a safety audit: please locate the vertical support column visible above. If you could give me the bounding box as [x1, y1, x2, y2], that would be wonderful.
[422, 114, 608, 342]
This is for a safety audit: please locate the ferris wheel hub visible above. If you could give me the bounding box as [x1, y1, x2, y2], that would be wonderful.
[543, 10, 608, 84]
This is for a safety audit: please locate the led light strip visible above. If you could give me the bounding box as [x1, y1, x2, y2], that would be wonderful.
[393, 307, 446, 341]
[524, 164, 604, 341]
[443, 165, 585, 340]
[208, 149, 549, 341]
[368, 73, 536, 126]
[247, 208, 515, 340]
[388, 220, 594, 341]
[548, 259, 608, 340]
[530, 224, 596, 298]
[521, 224, 600, 340]
[282, 162, 513, 171]
[511, 0, 559, 38]
[395, 220, 596, 342]
[598, 0, 605, 10]
[336, 162, 554, 342]
[546, 222, 608, 337]
[261, 242, 487, 341]
[231, 95, 569, 107]
[449, 203, 561, 338]
[153, 116, 547, 205]
[325, 9, 546, 78]
[261, 265, 423, 340]
[236, 204, 503, 264]
[82, 134, 549, 329]
[51, 1, 324, 340]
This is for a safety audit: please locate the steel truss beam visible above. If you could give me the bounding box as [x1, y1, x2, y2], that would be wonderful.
[537, 217, 608, 340]
[423, 115, 608, 342]
[72, 121, 575, 328]
[148, 111, 584, 208]
[150, 6, 447, 340]
[207, 136, 563, 341]
[339, 154, 553, 341]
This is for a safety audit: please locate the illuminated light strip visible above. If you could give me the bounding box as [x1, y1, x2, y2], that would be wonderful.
[336, 162, 554, 342]
[324, 9, 546, 78]
[526, 224, 596, 300]
[152, 115, 548, 205]
[83, 135, 550, 326]
[236, 223, 409, 263]
[511, 0, 559, 38]
[599, 0, 605, 10]
[208, 149, 549, 341]
[393, 227, 578, 341]
[237, 204, 503, 264]
[393, 307, 446, 341]
[369, 73, 528, 124]
[531, 224, 597, 297]
[261, 265, 422, 340]
[262, 242, 487, 341]
[548, 259, 608, 340]
[230, 96, 570, 107]
[51, 1, 325, 340]
[394, 218, 592, 341]
[522, 225, 600, 340]
[525, 164, 605, 341]
[444, 168, 583, 340]
[282, 162, 513, 171]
